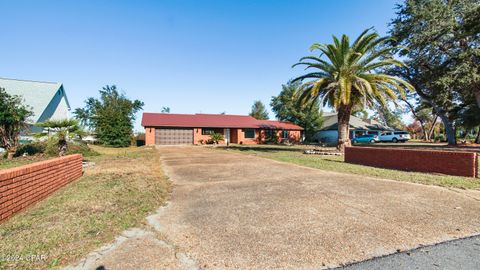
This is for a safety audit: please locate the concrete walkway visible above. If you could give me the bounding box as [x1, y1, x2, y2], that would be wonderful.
[68, 146, 480, 269]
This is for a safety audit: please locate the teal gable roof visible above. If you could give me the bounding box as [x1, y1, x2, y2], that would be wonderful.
[0, 78, 71, 123]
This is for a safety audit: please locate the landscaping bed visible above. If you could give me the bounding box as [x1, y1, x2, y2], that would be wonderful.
[0, 141, 99, 170]
[0, 146, 169, 269]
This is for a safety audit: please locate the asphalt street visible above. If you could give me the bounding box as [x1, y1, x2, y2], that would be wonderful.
[339, 235, 480, 270]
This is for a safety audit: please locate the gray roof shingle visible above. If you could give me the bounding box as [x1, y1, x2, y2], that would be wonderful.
[320, 112, 392, 131]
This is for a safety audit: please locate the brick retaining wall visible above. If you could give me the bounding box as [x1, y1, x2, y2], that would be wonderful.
[345, 147, 478, 178]
[0, 154, 83, 222]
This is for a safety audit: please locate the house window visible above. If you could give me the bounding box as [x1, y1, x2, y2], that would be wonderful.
[202, 128, 215, 135]
[244, 129, 255, 139]
[282, 130, 288, 139]
[266, 129, 276, 138]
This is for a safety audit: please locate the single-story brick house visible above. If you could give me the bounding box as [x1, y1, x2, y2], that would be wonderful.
[141, 113, 303, 145]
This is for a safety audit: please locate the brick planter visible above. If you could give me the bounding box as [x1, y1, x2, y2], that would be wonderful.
[0, 154, 83, 222]
[345, 147, 478, 178]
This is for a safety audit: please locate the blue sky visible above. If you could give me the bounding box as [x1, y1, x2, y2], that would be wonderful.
[1, 0, 400, 131]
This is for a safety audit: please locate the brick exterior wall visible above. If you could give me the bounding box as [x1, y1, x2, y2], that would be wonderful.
[345, 147, 478, 178]
[234, 128, 260, 145]
[0, 154, 83, 223]
[193, 128, 225, 144]
[145, 127, 155, 145]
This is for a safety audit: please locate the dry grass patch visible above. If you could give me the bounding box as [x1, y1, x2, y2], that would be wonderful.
[0, 146, 169, 269]
[0, 155, 50, 170]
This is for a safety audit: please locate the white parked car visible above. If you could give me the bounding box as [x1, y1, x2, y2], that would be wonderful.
[379, 131, 411, 143]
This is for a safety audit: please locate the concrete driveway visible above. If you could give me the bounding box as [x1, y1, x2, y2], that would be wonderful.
[86, 146, 480, 269]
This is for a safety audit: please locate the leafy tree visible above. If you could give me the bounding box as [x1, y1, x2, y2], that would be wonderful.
[161, 106, 170, 113]
[401, 94, 430, 140]
[249, 100, 269, 120]
[35, 119, 85, 156]
[411, 105, 439, 141]
[373, 104, 406, 130]
[74, 85, 144, 147]
[389, 0, 480, 145]
[457, 96, 480, 143]
[292, 28, 413, 151]
[352, 108, 369, 120]
[0, 88, 33, 159]
[270, 81, 323, 141]
[406, 120, 423, 139]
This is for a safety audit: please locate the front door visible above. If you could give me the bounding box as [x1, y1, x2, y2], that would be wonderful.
[224, 128, 230, 145]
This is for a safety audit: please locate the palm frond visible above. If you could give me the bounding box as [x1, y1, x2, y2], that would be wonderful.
[291, 72, 329, 83]
[292, 28, 413, 116]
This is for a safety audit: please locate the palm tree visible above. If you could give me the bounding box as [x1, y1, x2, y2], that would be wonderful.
[292, 28, 413, 151]
[36, 119, 85, 156]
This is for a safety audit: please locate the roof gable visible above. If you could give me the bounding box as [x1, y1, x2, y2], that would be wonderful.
[0, 78, 70, 123]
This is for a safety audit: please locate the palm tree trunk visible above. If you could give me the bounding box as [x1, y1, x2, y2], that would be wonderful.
[337, 104, 352, 152]
[58, 139, 67, 156]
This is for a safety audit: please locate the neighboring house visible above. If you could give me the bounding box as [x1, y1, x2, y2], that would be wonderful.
[0, 78, 71, 133]
[141, 113, 303, 145]
[313, 112, 392, 145]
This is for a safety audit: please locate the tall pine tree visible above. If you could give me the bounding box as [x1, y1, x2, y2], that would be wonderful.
[249, 100, 269, 120]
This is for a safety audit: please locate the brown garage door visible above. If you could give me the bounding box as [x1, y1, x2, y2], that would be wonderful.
[155, 128, 193, 145]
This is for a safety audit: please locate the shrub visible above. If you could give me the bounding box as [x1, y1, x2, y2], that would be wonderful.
[66, 142, 100, 157]
[45, 137, 59, 157]
[434, 134, 446, 142]
[209, 133, 224, 144]
[14, 142, 46, 157]
[264, 133, 279, 144]
[135, 133, 146, 146]
[9, 138, 99, 158]
[45, 138, 99, 157]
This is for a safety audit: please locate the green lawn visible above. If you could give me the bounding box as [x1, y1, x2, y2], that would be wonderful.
[222, 145, 480, 190]
[0, 146, 169, 270]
